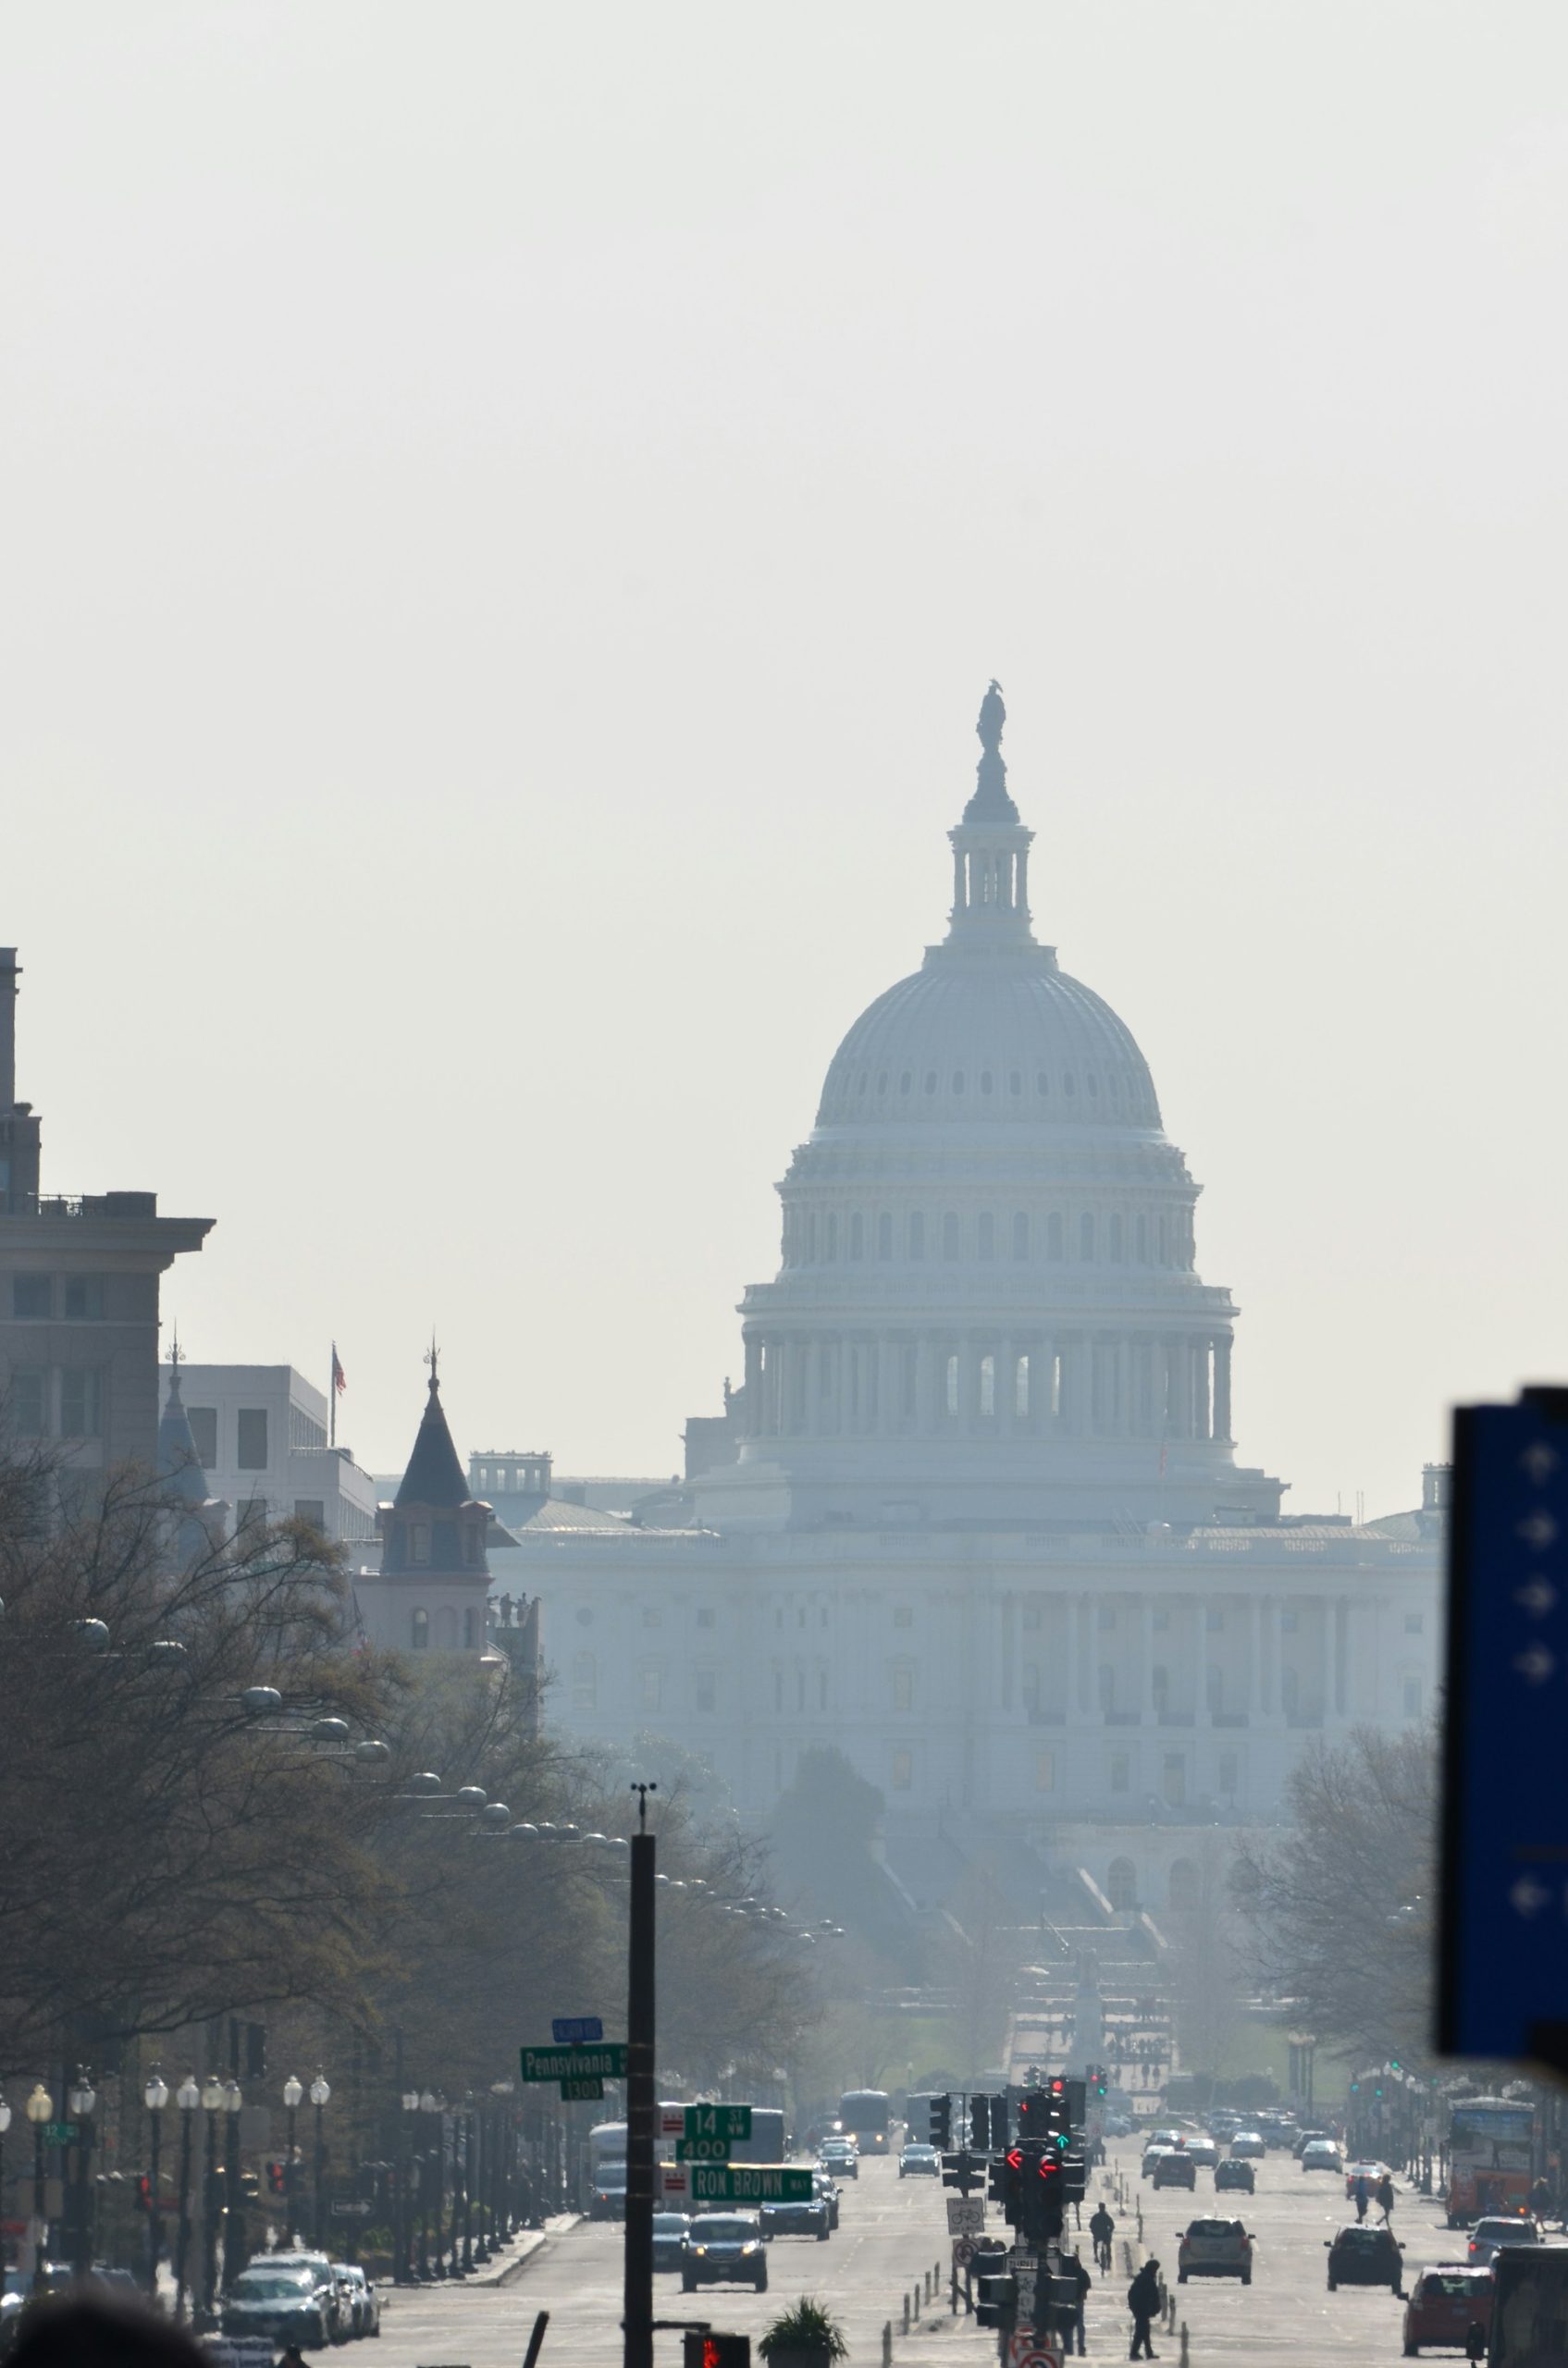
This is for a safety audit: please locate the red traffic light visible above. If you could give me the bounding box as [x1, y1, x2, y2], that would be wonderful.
[1049, 2078, 1066, 2095]
[1006, 2148, 1022, 2170]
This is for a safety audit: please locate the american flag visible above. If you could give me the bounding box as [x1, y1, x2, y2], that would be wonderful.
[331, 1343, 346, 1396]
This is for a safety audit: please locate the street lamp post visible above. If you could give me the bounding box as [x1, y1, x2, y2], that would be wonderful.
[398, 2092, 419, 2284]
[200, 2073, 224, 2325]
[309, 2074, 330, 2251]
[0, 2095, 10, 2285]
[282, 2076, 302, 2239]
[173, 2077, 199, 2320]
[142, 2070, 168, 2299]
[460, 2099, 475, 2275]
[67, 2071, 96, 2285]
[222, 2079, 244, 2292]
[417, 2093, 438, 2280]
[25, 2084, 53, 2293]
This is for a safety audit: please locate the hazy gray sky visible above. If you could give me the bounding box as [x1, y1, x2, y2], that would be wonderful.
[5, 3, 1566, 1515]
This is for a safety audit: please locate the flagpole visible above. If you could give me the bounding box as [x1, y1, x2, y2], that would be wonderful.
[329, 1343, 337, 1449]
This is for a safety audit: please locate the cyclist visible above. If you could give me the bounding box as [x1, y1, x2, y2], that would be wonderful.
[1091, 2201, 1116, 2273]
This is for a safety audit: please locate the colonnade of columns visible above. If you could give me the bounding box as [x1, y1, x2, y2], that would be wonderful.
[1013, 1589, 1351, 1732]
[741, 1326, 1233, 1447]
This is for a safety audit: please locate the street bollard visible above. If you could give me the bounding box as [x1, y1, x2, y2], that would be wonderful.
[1180, 2321, 1190, 2367]
[903, 2293, 910, 2334]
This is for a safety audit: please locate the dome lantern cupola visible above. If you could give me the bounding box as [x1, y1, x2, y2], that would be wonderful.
[946, 680, 1034, 948]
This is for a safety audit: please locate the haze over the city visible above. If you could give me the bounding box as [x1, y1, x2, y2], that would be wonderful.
[6, 1, 1567, 1515]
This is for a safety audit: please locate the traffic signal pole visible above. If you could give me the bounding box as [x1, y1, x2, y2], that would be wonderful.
[624, 1783, 658, 2368]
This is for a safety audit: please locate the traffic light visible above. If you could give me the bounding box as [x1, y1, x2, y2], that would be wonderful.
[1091, 2066, 1107, 2099]
[1000, 2148, 1024, 2226]
[135, 2176, 152, 2214]
[684, 2337, 750, 2368]
[987, 2153, 1011, 2206]
[266, 2161, 286, 2197]
[1019, 2143, 1065, 2246]
[970, 2095, 991, 2151]
[929, 2094, 953, 2148]
[975, 2274, 1019, 2329]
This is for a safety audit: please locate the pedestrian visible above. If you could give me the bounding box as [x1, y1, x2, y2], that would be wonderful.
[1352, 2174, 1370, 2223]
[1128, 2257, 1161, 2360]
[1066, 2250, 1092, 2356]
[1377, 2172, 1396, 2226]
[1531, 2175, 1553, 2226]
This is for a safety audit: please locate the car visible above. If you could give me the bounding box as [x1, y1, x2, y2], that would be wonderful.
[1293, 2128, 1335, 2159]
[1345, 2160, 1393, 2198]
[1177, 2217, 1254, 2284]
[1263, 2118, 1299, 2152]
[331, 2264, 379, 2337]
[653, 2212, 693, 2272]
[812, 2170, 841, 2229]
[1326, 2224, 1405, 2294]
[760, 2193, 831, 2240]
[1184, 2139, 1219, 2169]
[252, 2251, 349, 2342]
[1468, 2215, 1542, 2268]
[1229, 2131, 1266, 2160]
[222, 2263, 335, 2349]
[681, 2212, 769, 2293]
[819, 2140, 858, 2180]
[1402, 2264, 1495, 2355]
[899, 2144, 941, 2179]
[1215, 2159, 1255, 2195]
[1153, 2152, 1197, 2191]
[1302, 2140, 1344, 2175]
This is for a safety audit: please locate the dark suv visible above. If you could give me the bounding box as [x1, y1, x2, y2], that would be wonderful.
[1327, 2225, 1404, 2294]
[681, 2213, 769, 2293]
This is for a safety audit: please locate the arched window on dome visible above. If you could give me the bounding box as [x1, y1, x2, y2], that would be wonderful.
[411, 1608, 429, 1652]
[1107, 1857, 1137, 1912]
[1047, 1212, 1064, 1262]
[877, 1212, 893, 1261]
[435, 1606, 458, 1650]
[1136, 1213, 1147, 1264]
[825, 1212, 838, 1261]
[944, 1353, 959, 1418]
[979, 1354, 995, 1419]
[942, 1213, 960, 1261]
[1080, 1212, 1095, 1261]
[1158, 1214, 1168, 1264]
[977, 1213, 994, 1262]
[1110, 1212, 1124, 1263]
[1015, 1354, 1031, 1420]
[907, 1211, 925, 1262]
[849, 1213, 864, 1261]
[1012, 1212, 1030, 1261]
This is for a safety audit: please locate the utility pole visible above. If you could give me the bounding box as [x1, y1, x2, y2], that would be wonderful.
[623, 1782, 658, 2368]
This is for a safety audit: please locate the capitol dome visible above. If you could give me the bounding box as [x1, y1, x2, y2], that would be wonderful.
[694, 683, 1281, 1536]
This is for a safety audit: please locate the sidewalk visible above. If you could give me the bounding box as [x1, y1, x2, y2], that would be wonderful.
[471, 2213, 581, 2288]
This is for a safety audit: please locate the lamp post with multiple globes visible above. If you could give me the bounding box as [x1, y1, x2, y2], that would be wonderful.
[0, 2093, 10, 2276]
[222, 2078, 244, 2291]
[398, 2090, 420, 2284]
[25, 2084, 53, 2293]
[67, 2071, 96, 2285]
[142, 2070, 168, 2297]
[309, 2073, 331, 2249]
[199, 2073, 224, 2324]
[281, 2075, 302, 2238]
[173, 2076, 199, 2319]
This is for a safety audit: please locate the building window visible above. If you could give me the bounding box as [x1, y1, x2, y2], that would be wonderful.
[901, 1345, 918, 1419]
[908, 1211, 924, 1262]
[877, 1212, 893, 1261]
[1080, 1213, 1094, 1260]
[979, 1353, 995, 1418]
[1218, 1751, 1239, 1794]
[62, 1276, 105, 1320]
[12, 1276, 50, 1318]
[1012, 1212, 1030, 1261]
[945, 1353, 959, 1416]
[1035, 1750, 1056, 1793]
[892, 1750, 913, 1791]
[819, 1667, 829, 1708]
[1097, 1664, 1116, 1713]
[237, 1408, 269, 1470]
[573, 1649, 596, 1709]
[695, 1670, 716, 1712]
[188, 1406, 217, 1467]
[411, 1609, 429, 1651]
[1110, 1753, 1130, 1793]
[410, 1523, 430, 1565]
[1163, 1754, 1187, 1807]
[1108, 1213, 1123, 1263]
[640, 1667, 662, 1710]
[1136, 1214, 1147, 1262]
[1097, 1604, 1116, 1631]
[1022, 1598, 1042, 1631]
[1047, 1212, 1063, 1261]
[462, 1523, 480, 1565]
[1107, 1856, 1136, 1908]
[773, 1668, 784, 1709]
[1402, 1675, 1423, 1718]
[893, 1664, 914, 1711]
[894, 1605, 913, 1628]
[293, 1498, 326, 1529]
[942, 1212, 960, 1261]
[1206, 1663, 1224, 1714]
[236, 1498, 267, 1531]
[8, 1368, 47, 1435]
[59, 1368, 103, 1437]
[977, 1213, 994, 1262]
[1015, 1355, 1031, 1419]
[697, 1607, 715, 1628]
[1404, 1612, 1424, 1634]
[1168, 1857, 1199, 1910]
[463, 1607, 479, 1650]
[825, 1213, 838, 1261]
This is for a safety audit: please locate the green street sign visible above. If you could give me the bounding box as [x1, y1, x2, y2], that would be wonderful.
[520, 2044, 628, 2083]
[42, 2123, 79, 2147]
[685, 2104, 751, 2142]
[690, 2165, 812, 2204]
[560, 2078, 604, 2102]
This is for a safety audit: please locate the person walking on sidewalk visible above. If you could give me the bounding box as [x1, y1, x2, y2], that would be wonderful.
[1128, 2258, 1162, 2360]
[1065, 2251, 1092, 2356]
[1377, 2172, 1397, 2226]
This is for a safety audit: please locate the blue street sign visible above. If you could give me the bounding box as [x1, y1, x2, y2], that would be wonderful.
[550, 2016, 604, 2046]
[1440, 1391, 1568, 2068]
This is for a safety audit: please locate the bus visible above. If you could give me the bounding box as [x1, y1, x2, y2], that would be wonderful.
[838, 2090, 892, 2154]
[588, 2121, 627, 2220]
[1448, 2097, 1535, 2226]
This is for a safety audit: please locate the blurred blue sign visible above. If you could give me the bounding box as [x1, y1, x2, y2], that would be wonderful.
[1440, 1390, 1568, 2068]
[550, 2016, 603, 2045]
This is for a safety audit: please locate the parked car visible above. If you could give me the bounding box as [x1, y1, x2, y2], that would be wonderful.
[222, 2263, 335, 2349]
[1302, 2140, 1344, 2175]
[1177, 2218, 1254, 2284]
[653, 2213, 693, 2272]
[1229, 2131, 1266, 2160]
[1326, 2225, 1405, 2294]
[1401, 2264, 1495, 2355]
[899, 2143, 941, 2179]
[1153, 2152, 1197, 2191]
[251, 2251, 348, 2341]
[1468, 2216, 1541, 2269]
[812, 2170, 841, 2229]
[331, 2263, 379, 2337]
[681, 2212, 769, 2293]
[1215, 2159, 1255, 2195]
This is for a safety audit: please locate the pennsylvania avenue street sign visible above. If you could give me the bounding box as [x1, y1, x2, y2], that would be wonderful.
[519, 2044, 628, 2082]
[661, 2165, 812, 2204]
[561, 2078, 605, 2101]
[552, 2016, 604, 2045]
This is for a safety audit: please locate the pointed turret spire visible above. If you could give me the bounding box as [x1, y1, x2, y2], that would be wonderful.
[394, 1352, 469, 1510]
[157, 1331, 209, 1512]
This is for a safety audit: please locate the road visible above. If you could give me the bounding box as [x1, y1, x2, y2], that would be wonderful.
[357, 2139, 1479, 2368]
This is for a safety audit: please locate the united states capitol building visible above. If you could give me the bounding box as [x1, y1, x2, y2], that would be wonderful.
[485, 685, 1442, 1912]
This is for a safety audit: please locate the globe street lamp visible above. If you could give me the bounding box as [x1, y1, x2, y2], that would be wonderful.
[398, 2091, 419, 2284]
[417, 2092, 438, 2280]
[222, 2079, 244, 2291]
[173, 2077, 199, 2320]
[281, 2077, 302, 2238]
[25, 2084, 53, 2294]
[142, 2070, 168, 2298]
[309, 2074, 330, 2250]
[200, 2073, 224, 2325]
[67, 2072, 96, 2285]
